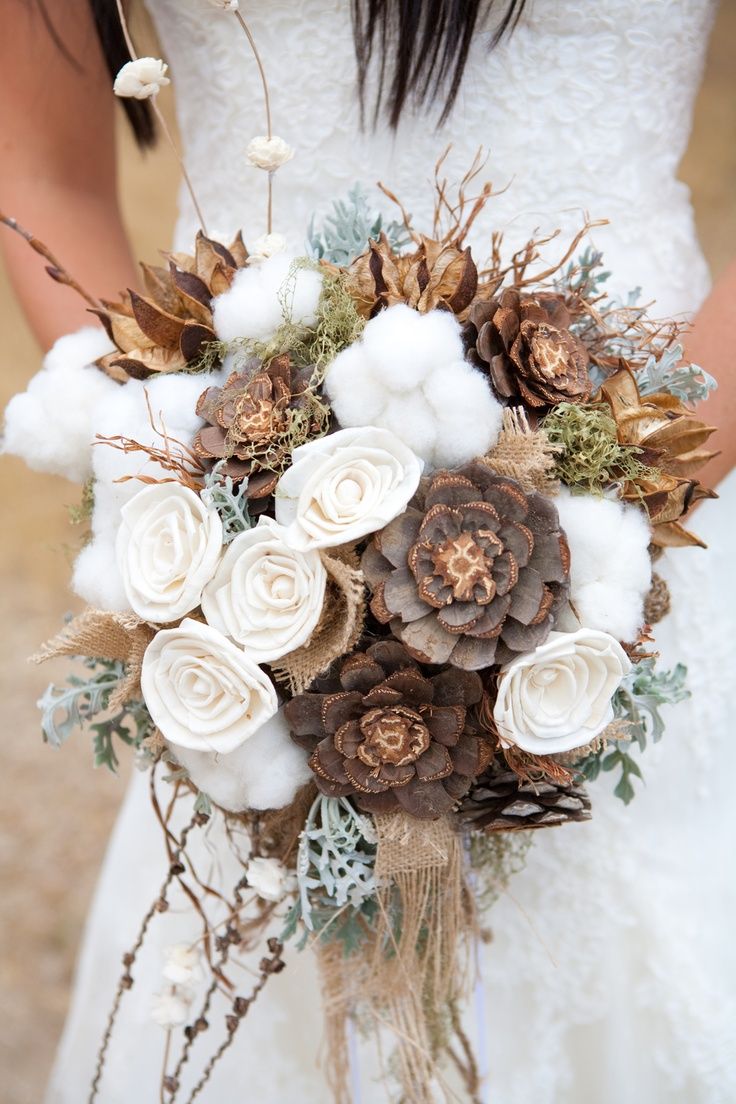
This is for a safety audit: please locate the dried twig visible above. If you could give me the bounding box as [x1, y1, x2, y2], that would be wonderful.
[0, 212, 100, 307]
[95, 391, 206, 491]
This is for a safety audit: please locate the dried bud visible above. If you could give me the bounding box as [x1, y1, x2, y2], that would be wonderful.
[246, 135, 294, 172]
[113, 58, 170, 101]
[206, 0, 238, 8]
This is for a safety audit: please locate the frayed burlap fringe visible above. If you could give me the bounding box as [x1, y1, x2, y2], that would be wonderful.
[271, 549, 365, 695]
[317, 813, 479, 1104]
[482, 406, 560, 494]
[31, 608, 155, 711]
[555, 717, 632, 766]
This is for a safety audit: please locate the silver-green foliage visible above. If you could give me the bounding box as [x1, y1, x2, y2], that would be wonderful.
[282, 795, 378, 953]
[38, 656, 155, 772]
[636, 342, 717, 405]
[307, 184, 411, 266]
[579, 659, 690, 804]
[201, 464, 252, 543]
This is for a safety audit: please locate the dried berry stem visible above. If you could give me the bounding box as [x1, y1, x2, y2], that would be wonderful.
[233, 9, 274, 233]
[87, 783, 203, 1104]
[114, 0, 208, 234]
[0, 212, 100, 307]
[184, 939, 286, 1104]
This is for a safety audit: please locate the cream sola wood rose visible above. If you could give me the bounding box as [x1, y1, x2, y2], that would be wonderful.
[201, 517, 327, 663]
[116, 483, 223, 622]
[274, 425, 423, 550]
[141, 619, 278, 754]
[494, 628, 631, 755]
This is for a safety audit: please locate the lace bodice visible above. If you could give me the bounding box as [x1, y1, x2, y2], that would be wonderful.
[147, 0, 717, 316]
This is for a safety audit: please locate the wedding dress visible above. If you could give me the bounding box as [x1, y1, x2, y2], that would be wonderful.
[46, 1, 736, 1101]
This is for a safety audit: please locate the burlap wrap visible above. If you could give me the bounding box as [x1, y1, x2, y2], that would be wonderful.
[271, 549, 366, 695]
[482, 406, 560, 494]
[32, 609, 155, 711]
[317, 812, 477, 1104]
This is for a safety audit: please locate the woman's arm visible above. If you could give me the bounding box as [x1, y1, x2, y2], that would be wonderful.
[686, 260, 736, 489]
[0, 0, 139, 350]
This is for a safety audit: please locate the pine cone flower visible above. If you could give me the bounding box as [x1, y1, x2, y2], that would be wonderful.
[457, 755, 592, 831]
[344, 233, 478, 318]
[94, 231, 249, 381]
[599, 368, 717, 547]
[193, 354, 321, 502]
[464, 289, 591, 409]
[284, 640, 489, 819]
[362, 463, 570, 670]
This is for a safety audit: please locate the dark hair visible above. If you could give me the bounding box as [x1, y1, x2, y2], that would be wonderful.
[88, 0, 156, 147]
[89, 0, 526, 146]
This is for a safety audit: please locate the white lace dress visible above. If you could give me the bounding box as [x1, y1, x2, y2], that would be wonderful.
[46, 1, 736, 1101]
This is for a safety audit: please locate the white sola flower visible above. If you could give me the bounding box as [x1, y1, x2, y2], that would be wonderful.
[113, 58, 170, 100]
[324, 304, 504, 468]
[151, 989, 192, 1030]
[116, 483, 223, 623]
[202, 517, 327, 663]
[494, 628, 631, 755]
[162, 944, 203, 987]
[274, 425, 423, 550]
[245, 856, 294, 902]
[141, 619, 279, 754]
[246, 135, 294, 171]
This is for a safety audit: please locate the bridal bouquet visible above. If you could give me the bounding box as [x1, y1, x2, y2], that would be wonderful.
[1, 9, 718, 1103]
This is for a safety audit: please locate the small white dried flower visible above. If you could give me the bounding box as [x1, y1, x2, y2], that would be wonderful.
[246, 856, 293, 902]
[113, 58, 170, 101]
[162, 944, 203, 987]
[248, 232, 288, 262]
[206, 0, 239, 8]
[150, 988, 192, 1030]
[246, 136, 294, 172]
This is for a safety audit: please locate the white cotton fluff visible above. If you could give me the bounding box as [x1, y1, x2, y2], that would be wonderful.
[555, 488, 652, 642]
[170, 709, 312, 813]
[324, 303, 503, 469]
[72, 368, 226, 611]
[212, 253, 322, 345]
[2, 326, 118, 483]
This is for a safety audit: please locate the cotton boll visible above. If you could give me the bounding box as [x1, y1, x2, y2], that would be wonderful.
[212, 254, 322, 344]
[380, 394, 438, 460]
[423, 362, 503, 468]
[555, 489, 652, 641]
[324, 345, 386, 426]
[171, 709, 312, 813]
[360, 304, 427, 390]
[2, 326, 117, 483]
[72, 535, 129, 611]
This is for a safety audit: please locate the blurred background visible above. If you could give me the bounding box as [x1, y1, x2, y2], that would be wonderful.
[1, 6, 735, 1102]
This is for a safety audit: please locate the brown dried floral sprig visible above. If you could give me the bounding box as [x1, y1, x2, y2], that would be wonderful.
[93, 231, 249, 382]
[599, 368, 717, 547]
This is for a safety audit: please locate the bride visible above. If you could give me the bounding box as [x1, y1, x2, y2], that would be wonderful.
[2, 1, 735, 1101]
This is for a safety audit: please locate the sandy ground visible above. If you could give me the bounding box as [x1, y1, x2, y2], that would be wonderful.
[0, 11, 734, 1102]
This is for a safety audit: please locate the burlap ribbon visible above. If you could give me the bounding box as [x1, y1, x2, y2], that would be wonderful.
[317, 813, 477, 1104]
[271, 549, 366, 695]
[483, 406, 560, 494]
[31, 608, 155, 711]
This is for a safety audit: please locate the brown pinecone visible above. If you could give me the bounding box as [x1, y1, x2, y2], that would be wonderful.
[362, 463, 570, 671]
[95, 231, 249, 381]
[192, 354, 322, 500]
[464, 288, 591, 409]
[344, 232, 478, 317]
[458, 758, 592, 832]
[284, 640, 491, 820]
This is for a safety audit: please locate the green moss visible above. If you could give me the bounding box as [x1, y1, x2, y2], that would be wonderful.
[541, 402, 656, 494]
